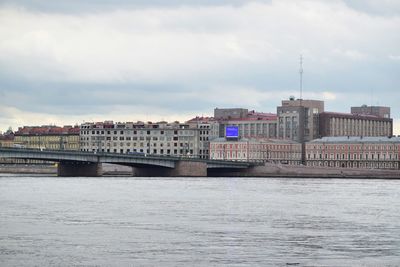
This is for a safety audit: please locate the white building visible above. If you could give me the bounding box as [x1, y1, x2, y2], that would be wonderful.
[80, 121, 212, 158]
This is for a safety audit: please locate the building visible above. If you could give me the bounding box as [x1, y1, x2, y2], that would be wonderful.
[0, 131, 14, 148]
[14, 125, 80, 150]
[210, 138, 302, 164]
[80, 120, 211, 158]
[277, 97, 324, 142]
[214, 108, 278, 139]
[319, 112, 393, 137]
[351, 105, 390, 118]
[306, 136, 400, 169]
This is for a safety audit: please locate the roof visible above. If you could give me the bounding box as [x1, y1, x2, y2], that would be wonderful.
[186, 116, 217, 123]
[15, 126, 80, 136]
[308, 136, 400, 144]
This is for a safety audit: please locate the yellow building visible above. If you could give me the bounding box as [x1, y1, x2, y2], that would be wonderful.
[14, 126, 80, 151]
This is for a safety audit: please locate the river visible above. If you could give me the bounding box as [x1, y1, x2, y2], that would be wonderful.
[1, 175, 399, 266]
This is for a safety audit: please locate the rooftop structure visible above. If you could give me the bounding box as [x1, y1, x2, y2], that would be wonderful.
[351, 105, 390, 119]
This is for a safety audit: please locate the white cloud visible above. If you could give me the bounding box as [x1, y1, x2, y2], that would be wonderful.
[389, 55, 400, 61]
[394, 119, 400, 136]
[0, 0, 399, 131]
[0, 1, 399, 84]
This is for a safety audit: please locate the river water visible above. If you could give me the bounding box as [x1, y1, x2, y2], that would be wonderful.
[0, 175, 399, 266]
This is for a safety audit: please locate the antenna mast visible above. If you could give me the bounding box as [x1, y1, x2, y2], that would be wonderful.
[299, 54, 303, 101]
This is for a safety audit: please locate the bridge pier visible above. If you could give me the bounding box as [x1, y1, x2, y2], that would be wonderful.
[57, 161, 102, 177]
[131, 161, 207, 177]
[169, 161, 207, 177]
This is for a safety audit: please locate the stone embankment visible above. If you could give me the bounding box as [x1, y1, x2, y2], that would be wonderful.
[0, 163, 133, 176]
[211, 162, 400, 179]
[0, 164, 57, 175]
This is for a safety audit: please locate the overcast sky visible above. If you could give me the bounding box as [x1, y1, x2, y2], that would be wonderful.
[0, 0, 399, 134]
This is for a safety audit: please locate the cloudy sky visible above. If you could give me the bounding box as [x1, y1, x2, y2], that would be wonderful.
[0, 0, 399, 134]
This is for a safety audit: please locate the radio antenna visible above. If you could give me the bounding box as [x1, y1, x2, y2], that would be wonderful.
[299, 54, 303, 101]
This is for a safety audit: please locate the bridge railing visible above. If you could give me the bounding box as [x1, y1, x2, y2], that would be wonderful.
[0, 147, 257, 165]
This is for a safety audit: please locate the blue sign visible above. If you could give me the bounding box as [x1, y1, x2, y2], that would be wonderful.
[226, 126, 239, 138]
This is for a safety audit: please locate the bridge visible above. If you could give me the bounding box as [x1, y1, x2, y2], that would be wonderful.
[0, 148, 256, 177]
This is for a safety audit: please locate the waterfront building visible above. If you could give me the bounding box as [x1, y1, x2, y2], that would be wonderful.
[80, 120, 211, 159]
[14, 125, 80, 150]
[318, 112, 393, 137]
[305, 136, 400, 169]
[277, 97, 324, 142]
[210, 138, 302, 165]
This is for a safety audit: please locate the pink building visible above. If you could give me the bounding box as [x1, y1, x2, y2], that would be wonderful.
[306, 136, 400, 169]
[210, 138, 302, 165]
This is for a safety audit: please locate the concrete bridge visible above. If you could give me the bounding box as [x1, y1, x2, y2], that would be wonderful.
[0, 148, 255, 177]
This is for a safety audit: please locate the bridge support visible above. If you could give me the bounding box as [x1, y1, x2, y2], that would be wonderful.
[57, 161, 102, 177]
[170, 161, 207, 177]
[131, 161, 207, 177]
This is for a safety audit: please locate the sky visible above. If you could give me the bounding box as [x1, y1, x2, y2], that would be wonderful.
[0, 0, 399, 134]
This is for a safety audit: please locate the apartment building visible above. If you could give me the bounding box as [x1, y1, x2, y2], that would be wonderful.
[80, 120, 212, 158]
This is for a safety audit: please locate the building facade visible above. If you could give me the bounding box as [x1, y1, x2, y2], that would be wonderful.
[210, 138, 302, 164]
[277, 98, 324, 142]
[80, 121, 212, 158]
[14, 126, 80, 150]
[306, 136, 400, 169]
[319, 112, 393, 137]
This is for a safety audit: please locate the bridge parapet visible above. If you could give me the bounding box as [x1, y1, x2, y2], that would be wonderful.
[0, 148, 255, 176]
